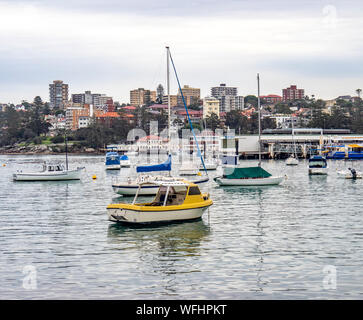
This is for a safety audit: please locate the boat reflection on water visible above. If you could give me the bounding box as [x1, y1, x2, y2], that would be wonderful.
[107, 218, 211, 256]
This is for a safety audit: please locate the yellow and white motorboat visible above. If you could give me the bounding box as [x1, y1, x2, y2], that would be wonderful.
[107, 180, 213, 224]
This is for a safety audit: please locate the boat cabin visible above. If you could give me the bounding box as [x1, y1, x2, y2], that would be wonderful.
[43, 164, 65, 172]
[134, 181, 205, 207]
[105, 152, 120, 165]
[308, 156, 327, 168]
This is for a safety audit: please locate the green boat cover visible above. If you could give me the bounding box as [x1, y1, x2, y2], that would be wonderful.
[224, 167, 272, 179]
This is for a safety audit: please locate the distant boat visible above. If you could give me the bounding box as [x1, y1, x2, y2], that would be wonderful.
[325, 144, 363, 160]
[105, 152, 120, 170]
[285, 155, 299, 166]
[308, 155, 328, 175]
[214, 166, 284, 186]
[120, 155, 131, 168]
[179, 161, 200, 175]
[13, 163, 84, 181]
[214, 74, 285, 186]
[199, 158, 218, 170]
[285, 116, 299, 166]
[337, 168, 362, 179]
[112, 155, 208, 196]
[13, 132, 84, 181]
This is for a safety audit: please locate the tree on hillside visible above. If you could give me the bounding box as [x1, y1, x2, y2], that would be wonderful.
[205, 112, 220, 131]
[356, 88, 362, 99]
[156, 84, 164, 104]
[244, 95, 258, 108]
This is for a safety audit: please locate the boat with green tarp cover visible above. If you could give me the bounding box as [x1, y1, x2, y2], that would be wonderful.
[214, 166, 284, 186]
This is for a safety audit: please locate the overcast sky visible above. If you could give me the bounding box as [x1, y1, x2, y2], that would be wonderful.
[0, 0, 363, 104]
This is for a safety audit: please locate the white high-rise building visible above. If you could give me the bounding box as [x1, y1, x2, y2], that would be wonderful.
[211, 83, 244, 112]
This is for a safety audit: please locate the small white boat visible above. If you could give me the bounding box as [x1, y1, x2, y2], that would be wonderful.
[199, 158, 218, 170]
[13, 163, 84, 181]
[112, 175, 209, 196]
[285, 155, 299, 166]
[337, 168, 362, 179]
[308, 156, 328, 175]
[105, 152, 121, 170]
[214, 166, 284, 186]
[120, 155, 131, 168]
[179, 161, 199, 176]
[107, 180, 213, 224]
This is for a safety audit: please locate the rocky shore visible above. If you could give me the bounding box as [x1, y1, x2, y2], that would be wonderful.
[0, 143, 101, 155]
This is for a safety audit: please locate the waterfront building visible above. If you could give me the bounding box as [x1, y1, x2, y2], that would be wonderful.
[136, 135, 169, 153]
[203, 97, 220, 119]
[182, 130, 221, 154]
[282, 85, 305, 101]
[49, 80, 69, 109]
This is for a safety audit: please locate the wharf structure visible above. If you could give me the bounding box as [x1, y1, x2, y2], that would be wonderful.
[221, 128, 362, 159]
[105, 128, 362, 159]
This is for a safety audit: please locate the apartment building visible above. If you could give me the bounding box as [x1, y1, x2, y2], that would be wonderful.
[203, 97, 220, 119]
[130, 88, 157, 106]
[282, 85, 305, 101]
[49, 80, 69, 109]
[211, 83, 244, 112]
[177, 85, 201, 106]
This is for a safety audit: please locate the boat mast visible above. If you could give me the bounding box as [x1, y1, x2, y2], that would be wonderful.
[257, 73, 262, 167]
[65, 130, 69, 170]
[166, 46, 171, 156]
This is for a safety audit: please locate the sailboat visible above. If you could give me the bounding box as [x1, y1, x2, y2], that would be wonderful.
[13, 132, 84, 181]
[214, 74, 285, 186]
[111, 47, 209, 196]
[285, 117, 299, 165]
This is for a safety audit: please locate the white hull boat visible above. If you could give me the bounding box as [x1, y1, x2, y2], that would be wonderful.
[199, 160, 218, 170]
[285, 156, 299, 166]
[106, 164, 121, 170]
[13, 165, 84, 181]
[107, 180, 213, 224]
[108, 206, 208, 223]
[308, 167, 328, 175]
[337, 169, 362, 179]
[112, 175, 209, 196]
[120, 161, 131, 168]
[214, 175, 284, 186]
[308, 156, 328, 175]
[179, 162, 199, 175]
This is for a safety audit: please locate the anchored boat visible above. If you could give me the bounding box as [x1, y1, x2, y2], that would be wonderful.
[337, 168, 362, 179]
[214, 166, 284, 186]
[105, 152, 121, 170]
[13, 162, 84, 181]
[112, 155, 208, 196]
[107, 180, 213, 224]
[214, 74, 285, 187]
[120, 154, 131, 168]
[308, 155, 328, 175]
[285, 155, 299, 166]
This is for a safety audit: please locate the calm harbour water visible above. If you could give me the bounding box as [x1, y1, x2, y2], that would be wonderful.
[1, 154, 363, 299]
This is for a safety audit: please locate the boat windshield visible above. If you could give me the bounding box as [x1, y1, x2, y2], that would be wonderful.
[309, 161, 326, 168]
[147, 185, 188, 206]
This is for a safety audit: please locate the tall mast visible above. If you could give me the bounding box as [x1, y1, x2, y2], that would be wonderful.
[65, 130, 68, 170]
[257, 73, 261, 167]
[166, 46, 171, 156]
